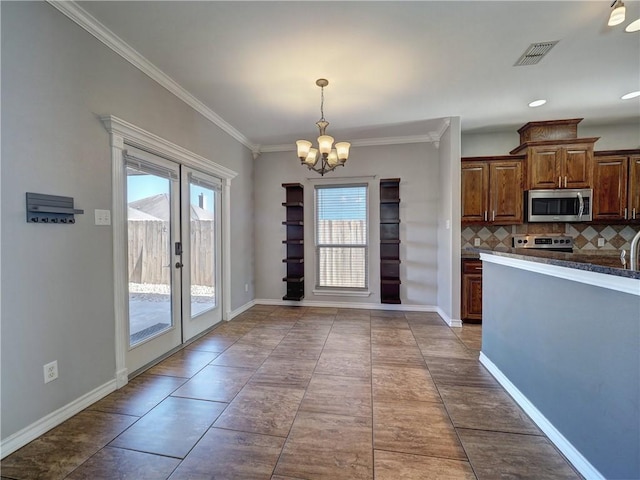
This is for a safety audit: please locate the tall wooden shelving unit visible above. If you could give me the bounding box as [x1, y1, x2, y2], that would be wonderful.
[282, 183, 304, 301]
[380, 178, 401, 304]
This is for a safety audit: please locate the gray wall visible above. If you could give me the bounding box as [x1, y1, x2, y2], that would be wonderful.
[482, 261, 640, 480]
[254, 142, 440, 305]
[437, 118, 462, 322]
[1, 2, 254, 440]
[462, 121, 640, 157]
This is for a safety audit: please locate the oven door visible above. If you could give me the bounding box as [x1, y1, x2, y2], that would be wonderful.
[527, 189, 592, 222]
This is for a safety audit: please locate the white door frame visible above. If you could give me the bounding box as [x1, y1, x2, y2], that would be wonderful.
[102, 115, 237, 388]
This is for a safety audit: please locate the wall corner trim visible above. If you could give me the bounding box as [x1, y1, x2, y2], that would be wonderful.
[0, 379, 117, 459]
[479, 352, 606, 480]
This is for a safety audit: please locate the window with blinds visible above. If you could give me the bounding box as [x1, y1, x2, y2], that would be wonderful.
[315, 184, 368, 289]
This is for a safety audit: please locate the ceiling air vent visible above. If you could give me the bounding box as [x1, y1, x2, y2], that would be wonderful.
[514, 41, 559, 66]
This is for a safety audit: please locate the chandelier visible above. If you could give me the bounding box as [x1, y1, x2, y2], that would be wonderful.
[296, 79, 351, 176]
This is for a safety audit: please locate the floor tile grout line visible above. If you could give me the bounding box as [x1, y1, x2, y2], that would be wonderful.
[270, 312, 336, 477]
[370, 312, 376, 479]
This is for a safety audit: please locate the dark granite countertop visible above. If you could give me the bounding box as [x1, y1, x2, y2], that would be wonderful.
[465, 247, 640, 280]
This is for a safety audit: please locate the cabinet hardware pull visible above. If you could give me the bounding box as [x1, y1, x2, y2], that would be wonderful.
[484, 211, 487, 221]
[558, 176, 562, 188]
[564, 176, 567, 188]
[624, 208, 628, 220]
[492, 210, 495, 221]
[634, 208, 637, 220]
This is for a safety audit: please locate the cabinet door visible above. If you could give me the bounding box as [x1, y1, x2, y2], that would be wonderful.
[629, 156, 640, 222]
[462, 274, 482, 322]
[489, 161, 523, 224]
[528, 147, 560, 189]
[564, 145, 593, 189]
[461, 162, 489, 223]
[593, 156, 628, 221]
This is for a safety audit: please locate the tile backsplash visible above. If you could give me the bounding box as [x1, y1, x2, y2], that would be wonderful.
[462, 223, 640, 252]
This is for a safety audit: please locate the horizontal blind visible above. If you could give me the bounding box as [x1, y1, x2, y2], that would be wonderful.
[124, 146, 179, 180]
[315, 185, 368, 289]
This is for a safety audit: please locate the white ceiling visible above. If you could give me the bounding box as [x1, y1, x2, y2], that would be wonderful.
[74, 1, 640, 150]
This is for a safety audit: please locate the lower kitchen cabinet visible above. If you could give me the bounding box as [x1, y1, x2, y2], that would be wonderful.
[462, 259, 482, 323]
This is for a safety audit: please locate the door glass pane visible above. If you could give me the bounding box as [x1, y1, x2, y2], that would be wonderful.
[127, 166, 173, 346]
[189, 181, 216, 317]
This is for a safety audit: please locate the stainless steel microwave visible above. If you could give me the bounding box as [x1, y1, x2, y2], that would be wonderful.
[526, 189, 592, 222]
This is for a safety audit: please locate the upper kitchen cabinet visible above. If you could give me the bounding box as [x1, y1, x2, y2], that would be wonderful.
[510, 119, 598, 190]
[462, 156, 524, 225]
[593, 150, 640, 222]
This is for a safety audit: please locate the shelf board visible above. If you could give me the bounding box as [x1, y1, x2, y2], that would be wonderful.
[381, 297, 402, 304]
[282, 183, 304, 189]
[380, 239, 401, 244]
[381, 258, 401, 264]
[282, 221, 304, 226]
[282, 202, 303, 207]
[381, 277, 402, 284]
[283, 295, 304, 301]
[282, 276, 304, 282]
[282, 239, 304, 244]
[380, 219, 400, 224]
[282, 258, 304, 263]
[380, 198, 401, 204]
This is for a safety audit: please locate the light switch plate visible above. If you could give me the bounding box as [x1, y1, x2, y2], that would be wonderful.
[94, 209, 111, 226]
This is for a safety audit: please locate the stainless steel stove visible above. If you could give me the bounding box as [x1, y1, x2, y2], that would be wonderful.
[512, 234, 574, 252]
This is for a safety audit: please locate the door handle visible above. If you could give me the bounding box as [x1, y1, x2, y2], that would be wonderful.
[175, 262, 184, 269]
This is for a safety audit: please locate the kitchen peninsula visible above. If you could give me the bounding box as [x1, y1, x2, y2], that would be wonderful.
[474, 247, 639, 480]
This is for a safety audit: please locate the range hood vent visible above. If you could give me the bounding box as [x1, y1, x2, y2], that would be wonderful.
[514, 41, 559, 66]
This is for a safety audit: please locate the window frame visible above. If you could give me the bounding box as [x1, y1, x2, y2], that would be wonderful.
[313, 181, 371, 296]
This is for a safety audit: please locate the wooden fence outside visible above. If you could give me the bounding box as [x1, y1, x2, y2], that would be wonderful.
[128, 219, 215, 286]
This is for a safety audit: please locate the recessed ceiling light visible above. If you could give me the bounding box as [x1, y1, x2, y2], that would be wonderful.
[528, 99, 547, 107]
[625, 18, 640, 32]
[621, 91, 640, 100]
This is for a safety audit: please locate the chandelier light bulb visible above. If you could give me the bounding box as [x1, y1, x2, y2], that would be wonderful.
[625, 18, 640, 32]
[318, 135, 334, 156]
[608, 0, 626, 26]
[335, 142, 351, 162]
[304, 148, 319, 166]
[327, 150, 339, 167]
[296, 140, 312, 161]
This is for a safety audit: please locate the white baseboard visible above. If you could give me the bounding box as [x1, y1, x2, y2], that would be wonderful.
[0, 379, 117, 459]
[254, 298, 441, 313]
[227, 299, 256, 320]
[479, 352, 605, 480]
[435, 306, 462, 327]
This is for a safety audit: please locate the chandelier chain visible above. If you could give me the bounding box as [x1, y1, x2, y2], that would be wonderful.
[319, 85, 325, 122]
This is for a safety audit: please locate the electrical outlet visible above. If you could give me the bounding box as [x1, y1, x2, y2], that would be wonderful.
[44, 360, 58, 384]
[94, 209, 111, 226]
[597, 238, 605, 247]
[474, 238, 481, 247]
[245, 283, 249, 292]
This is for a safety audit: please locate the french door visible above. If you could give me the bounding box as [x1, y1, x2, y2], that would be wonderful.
[124, 147, 222, 374]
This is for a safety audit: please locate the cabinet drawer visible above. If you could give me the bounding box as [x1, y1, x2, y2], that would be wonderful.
[463, 259, 482, 274]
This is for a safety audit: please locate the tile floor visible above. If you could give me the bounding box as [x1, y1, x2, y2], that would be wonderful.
[1, 306, 583, 480]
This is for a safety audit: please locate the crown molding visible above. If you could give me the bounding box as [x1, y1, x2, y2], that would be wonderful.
[256, 131, 446, 155]
[46, 0, 256, 152]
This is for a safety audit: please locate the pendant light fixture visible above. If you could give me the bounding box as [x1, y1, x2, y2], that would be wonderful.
[296, 79, 351, 176]
[608, 0, 626, 26]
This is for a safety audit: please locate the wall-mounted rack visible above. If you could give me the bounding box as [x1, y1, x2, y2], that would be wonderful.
[26, 192, 84, 224]
[282, 183, 304, 301]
